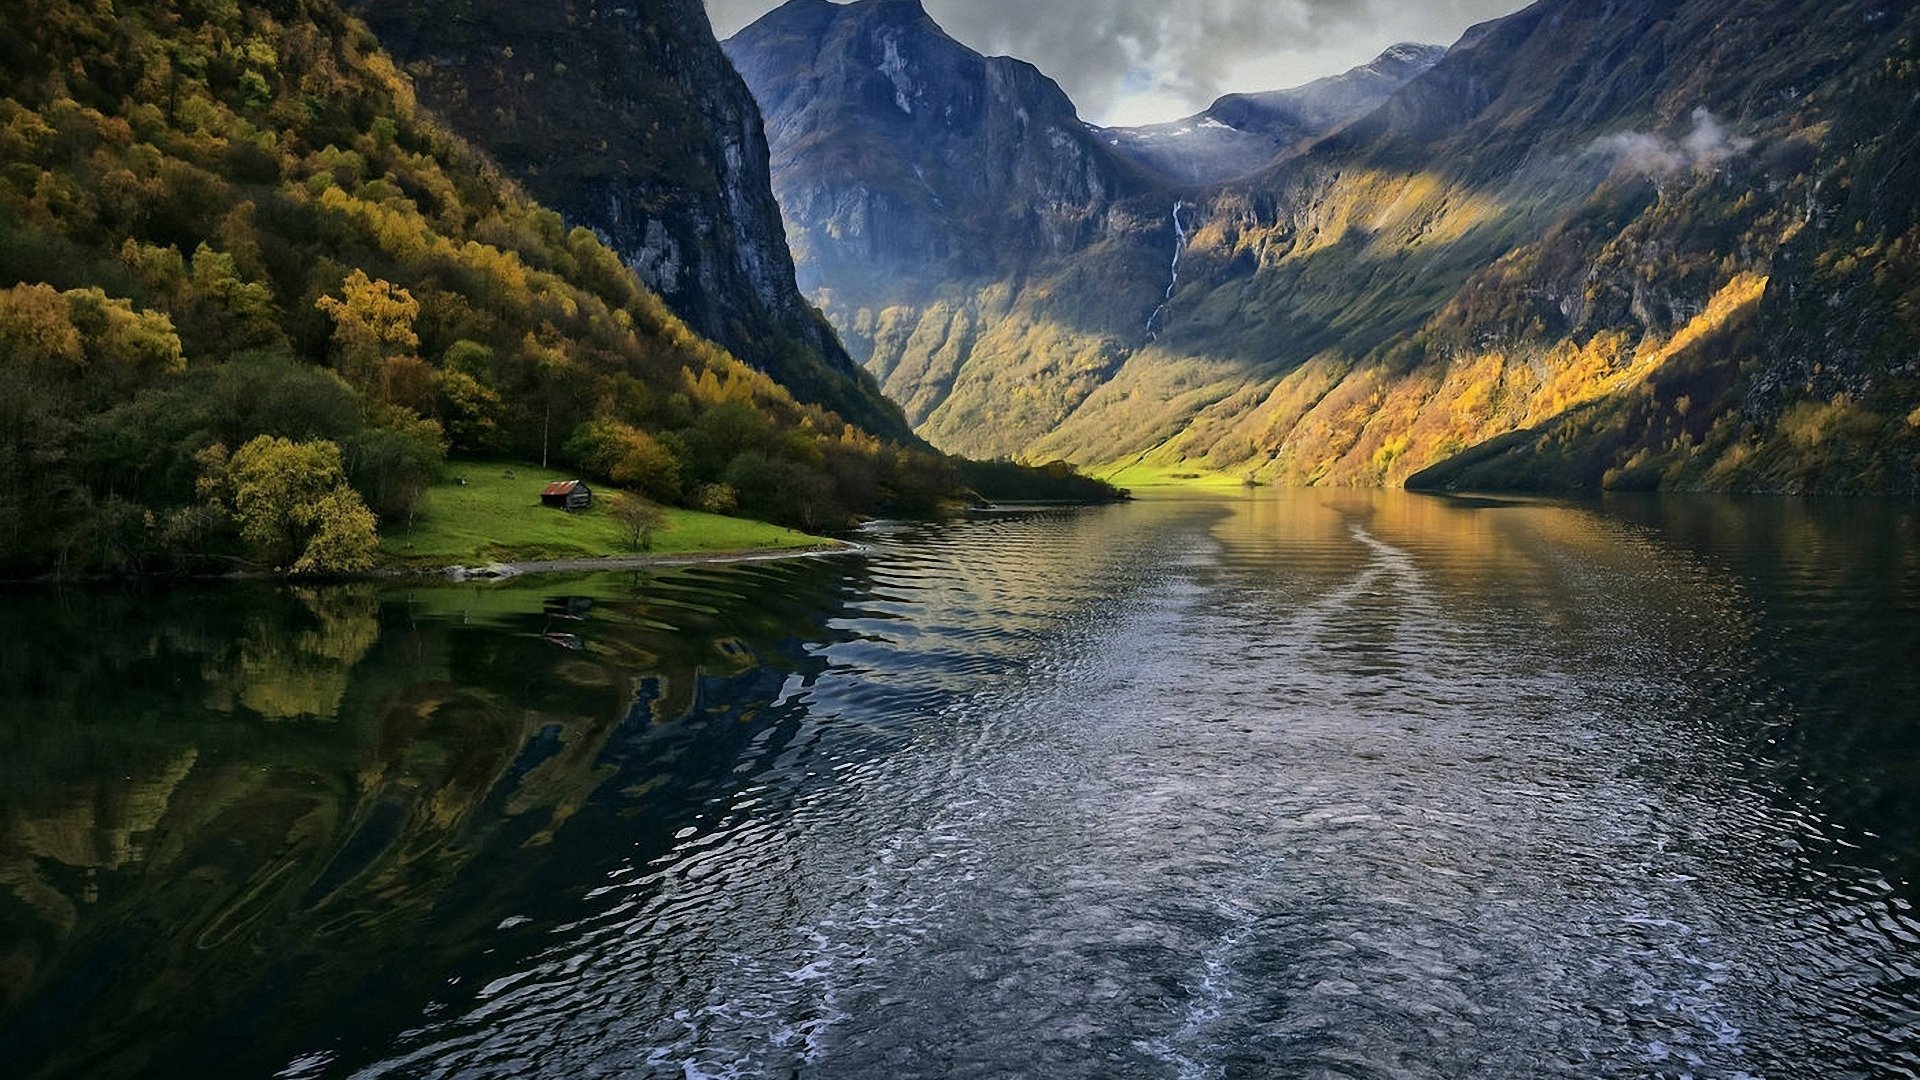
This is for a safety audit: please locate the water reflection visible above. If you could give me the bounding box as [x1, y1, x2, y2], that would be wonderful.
[0, 561, 868, 1077]
[1600, 494, 1920, 861]
[0, 493, 1917, 1077]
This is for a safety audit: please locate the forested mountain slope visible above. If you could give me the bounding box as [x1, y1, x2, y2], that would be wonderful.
[345, 0, 914, 442]
[0, 0, 954, 576]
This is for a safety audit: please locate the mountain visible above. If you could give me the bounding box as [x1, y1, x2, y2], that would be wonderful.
[1408, 20, 1920, 494]
[345, 0, 912, 442]
[1095, 44, 1446, 187]
[730, 0, 1920, 492]
[724, 0, 1150, 291]
[1114, 0, 1920, 493]
[0, 0, 964, 576]
[725, 0, 1167, 450]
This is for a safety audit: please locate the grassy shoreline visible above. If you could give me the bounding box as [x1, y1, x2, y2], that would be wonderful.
[421, 542, 866, 579]
[378, 462, 829, 570]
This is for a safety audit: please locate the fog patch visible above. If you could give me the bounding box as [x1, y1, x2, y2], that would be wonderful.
[1593, 108, 1755, 178]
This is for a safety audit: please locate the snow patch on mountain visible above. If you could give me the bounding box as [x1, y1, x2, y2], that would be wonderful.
[879, 33, 915, 115]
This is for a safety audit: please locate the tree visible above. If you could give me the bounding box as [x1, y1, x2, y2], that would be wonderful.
[314, 269, 420, 394]
[611, 495, 669, 552]
[344, 410, 445, 526]
[292, 489, 379, 575]
[0, 284, 186, 569]
[0, 282, 84, 370]
[225, 435, 379, 573]
[189, 244, 282, 349]
[683, 400, 772, 479]
[436, 367, 505, 451]
[0, 283, 184, 398]
[692, 483, 738, 515]
[564, 418, 683, 502]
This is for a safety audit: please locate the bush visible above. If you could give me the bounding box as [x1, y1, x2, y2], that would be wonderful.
[693, 482, 738, 515]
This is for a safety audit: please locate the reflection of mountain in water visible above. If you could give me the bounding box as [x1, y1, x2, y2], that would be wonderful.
[0, 563, 856, 1078]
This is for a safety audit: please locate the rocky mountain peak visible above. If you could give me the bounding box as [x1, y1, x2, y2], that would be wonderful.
[725, 0, 1148, 362]
[1096, 43, 1446, 186]
[1374, 42, 1449, 74]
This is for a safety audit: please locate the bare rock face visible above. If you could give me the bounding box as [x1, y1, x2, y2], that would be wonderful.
[724, 0, 1151, 318]
[350, 0, 914, 441]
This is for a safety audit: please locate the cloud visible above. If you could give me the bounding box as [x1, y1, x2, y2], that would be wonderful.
[707, 0, 1528, 125]
[1592, 108, 1755, 178]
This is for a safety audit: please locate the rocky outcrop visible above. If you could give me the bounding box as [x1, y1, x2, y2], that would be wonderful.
[350, 0, 914, 441]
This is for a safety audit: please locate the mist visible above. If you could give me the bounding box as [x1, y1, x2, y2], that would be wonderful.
[1593, 109, 1756, 179]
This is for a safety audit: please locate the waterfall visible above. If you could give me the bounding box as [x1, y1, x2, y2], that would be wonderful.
[1145, 200, 1193, 342]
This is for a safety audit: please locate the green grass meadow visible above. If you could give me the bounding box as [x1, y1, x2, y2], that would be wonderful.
[379, 463, 825, 566]
[1091, 458, 1255, 493]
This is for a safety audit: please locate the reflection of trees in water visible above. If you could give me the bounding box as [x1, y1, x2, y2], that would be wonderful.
[205, 585, 383, 720]
[0, 562, 854, 1078]
[0, 749, 199, 944]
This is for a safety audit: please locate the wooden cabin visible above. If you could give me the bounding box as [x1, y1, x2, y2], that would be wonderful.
[540, 479, 594, 512]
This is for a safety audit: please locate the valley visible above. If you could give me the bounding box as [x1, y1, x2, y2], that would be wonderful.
[5, 3, 1920, 1076]
[727, 0, 1920, 494]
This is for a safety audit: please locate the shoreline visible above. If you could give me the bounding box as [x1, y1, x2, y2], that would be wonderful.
[2, 540, 871, 587]
[415, 539, 869, 581]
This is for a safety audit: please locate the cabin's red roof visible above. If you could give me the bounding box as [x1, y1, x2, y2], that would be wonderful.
[541, 480, 583, 496]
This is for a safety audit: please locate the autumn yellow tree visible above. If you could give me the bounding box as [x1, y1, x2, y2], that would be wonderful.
[0, 283, 183, 383]
[315, 269, 420, 397]
[563, 418, 684, 502]
[222, 435, 379, 573]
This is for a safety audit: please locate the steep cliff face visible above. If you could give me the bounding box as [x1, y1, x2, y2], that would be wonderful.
[726, 0, 1170, 451]
[726, 0, 1148, 295]
[731, 0, 1920, 490]
[350, 0, 913, 441]
[1096, 44, 1446, 186]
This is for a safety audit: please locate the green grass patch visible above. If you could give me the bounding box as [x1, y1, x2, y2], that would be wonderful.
[379, 462, 826, 566]
[1091, 459, 1253, 492]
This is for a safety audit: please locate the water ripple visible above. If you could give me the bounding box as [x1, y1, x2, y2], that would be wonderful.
[334, 493, 1920, 1079]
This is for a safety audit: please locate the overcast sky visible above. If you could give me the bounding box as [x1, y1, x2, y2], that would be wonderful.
[707, 0, 1529, 126]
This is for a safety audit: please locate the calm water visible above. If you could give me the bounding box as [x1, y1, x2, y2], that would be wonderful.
[3, 490, 1920, 1078]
